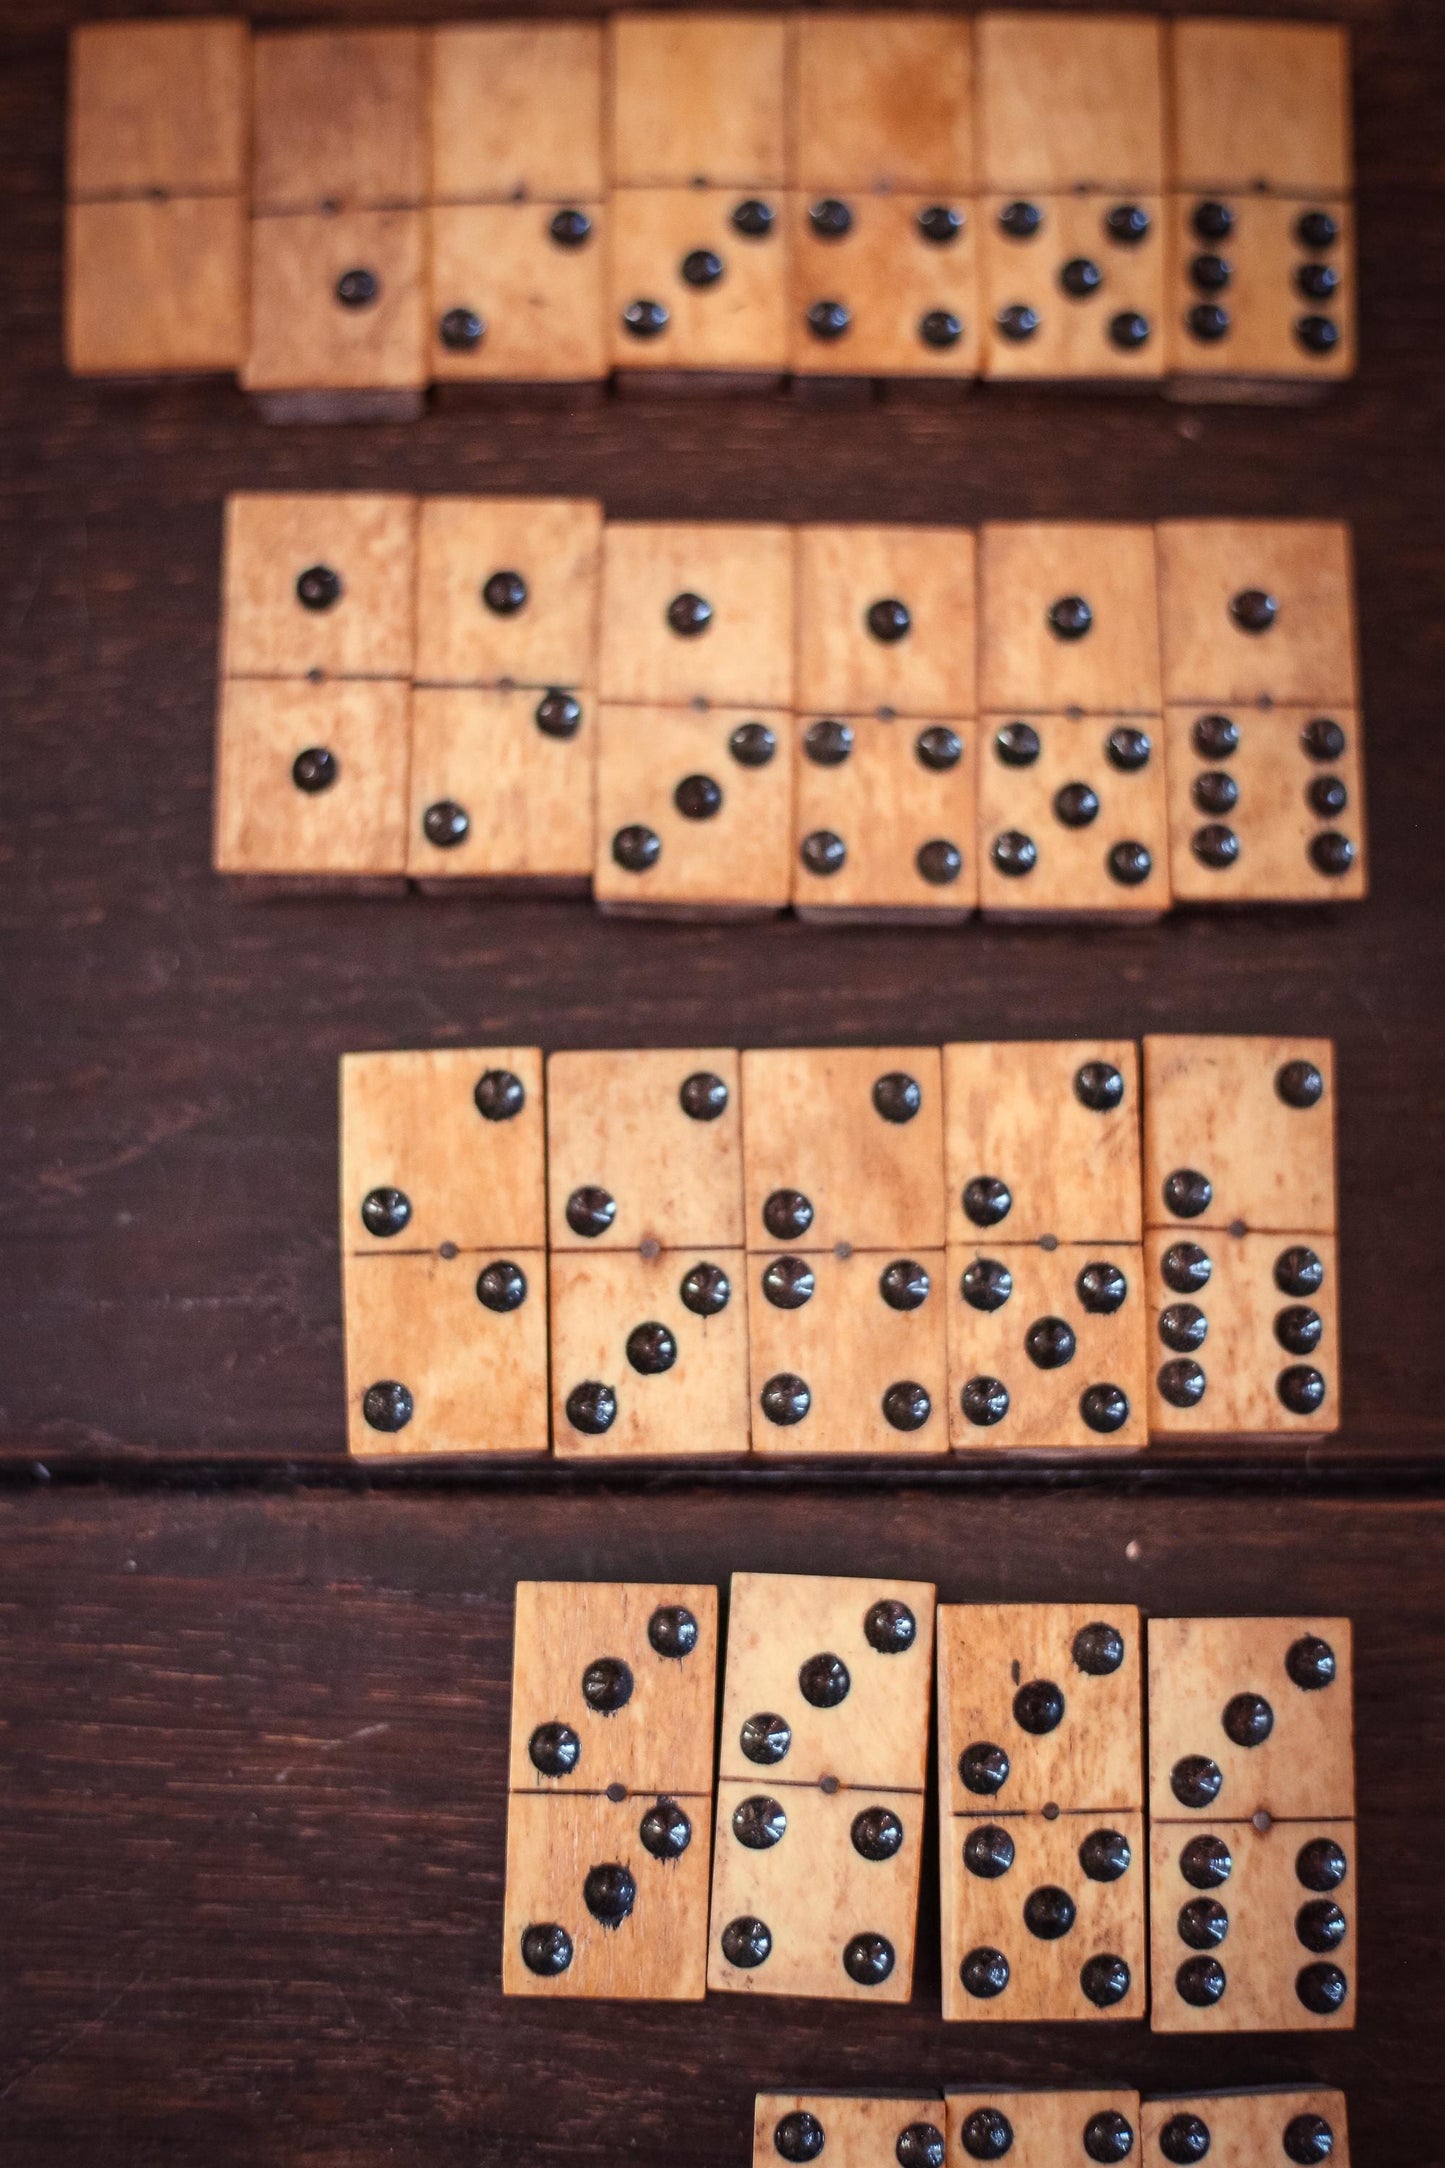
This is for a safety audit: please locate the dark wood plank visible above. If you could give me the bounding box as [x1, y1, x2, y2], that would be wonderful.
[0, 1485, 1436, 2165]
[3, 0, 1445, 1476]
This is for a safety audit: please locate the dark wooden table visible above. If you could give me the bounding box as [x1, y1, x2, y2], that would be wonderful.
[5, 1489, 1444, 2167]
[3, 1, 1443, 2161]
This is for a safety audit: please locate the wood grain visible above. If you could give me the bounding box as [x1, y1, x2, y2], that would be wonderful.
[6, 4, 1445, 2154]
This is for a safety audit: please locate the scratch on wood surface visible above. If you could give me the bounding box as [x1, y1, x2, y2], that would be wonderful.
[0, 1962, 150, 2104]
[274, 1719, 390, 1782]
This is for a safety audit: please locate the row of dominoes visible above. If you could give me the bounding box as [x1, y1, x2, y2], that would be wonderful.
[341, 1035, 1339, 1459]
[67, 15, 1353, 400]
[504, 1577, 1357, 2036]
[217, 496, 1366, 912]
[752, 2088, 1349, 2166]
